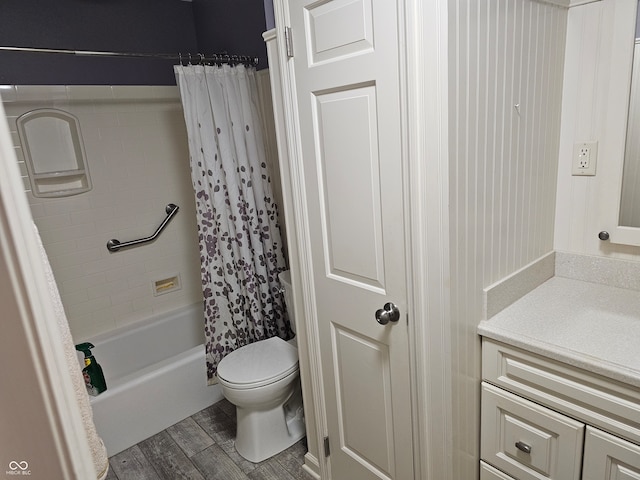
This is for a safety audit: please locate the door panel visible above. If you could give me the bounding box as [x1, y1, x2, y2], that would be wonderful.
[289, 0, 414, 478]
[305, 0, 374, 65]
[333, 325, 393, 476]
[314, 84, 385, 291]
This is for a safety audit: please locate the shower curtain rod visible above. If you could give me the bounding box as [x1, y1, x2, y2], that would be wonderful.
[0, 46, 259, 66]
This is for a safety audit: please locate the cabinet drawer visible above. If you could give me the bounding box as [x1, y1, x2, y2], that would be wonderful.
[482, 339, 640, 445]
[583, 426, 640, 480]
[481, 461, 516, 480]
[481, 382, 584, 480]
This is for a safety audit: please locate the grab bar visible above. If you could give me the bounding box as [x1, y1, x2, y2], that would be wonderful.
[106, 203, 179, 252]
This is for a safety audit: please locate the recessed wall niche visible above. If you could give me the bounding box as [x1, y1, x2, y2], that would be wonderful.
[17, 108, 92, 197]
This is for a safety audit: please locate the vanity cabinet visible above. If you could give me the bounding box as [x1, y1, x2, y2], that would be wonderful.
[480, 339, 640, 480]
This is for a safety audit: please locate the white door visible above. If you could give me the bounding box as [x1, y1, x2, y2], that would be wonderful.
[287, 0, 414, 478]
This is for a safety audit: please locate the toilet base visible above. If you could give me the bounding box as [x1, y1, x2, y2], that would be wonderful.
[234, 385, 306, 463]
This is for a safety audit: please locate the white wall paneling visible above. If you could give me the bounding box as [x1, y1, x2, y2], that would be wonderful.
[449, 1, 567, 477]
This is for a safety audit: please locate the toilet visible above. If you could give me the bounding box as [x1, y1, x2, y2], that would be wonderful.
[216, 270, 306, 462]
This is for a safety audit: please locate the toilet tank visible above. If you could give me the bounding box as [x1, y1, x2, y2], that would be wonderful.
[278, 270, 296, 336]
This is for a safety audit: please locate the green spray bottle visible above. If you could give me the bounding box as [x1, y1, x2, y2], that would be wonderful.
[75, 342, 107, 396]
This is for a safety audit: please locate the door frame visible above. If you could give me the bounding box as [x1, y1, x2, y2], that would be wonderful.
[271, 0, 452, 478]
[0, 100, 97, 478]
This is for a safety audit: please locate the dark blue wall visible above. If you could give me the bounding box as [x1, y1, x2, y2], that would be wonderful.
[0, 0, 268, 85]
[193, 0, 268, 70]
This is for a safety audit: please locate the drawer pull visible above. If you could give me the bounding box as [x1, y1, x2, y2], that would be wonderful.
[515, 441, 532, 454]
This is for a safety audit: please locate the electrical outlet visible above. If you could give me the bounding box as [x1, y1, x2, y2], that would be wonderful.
[572, 141, 598, 176]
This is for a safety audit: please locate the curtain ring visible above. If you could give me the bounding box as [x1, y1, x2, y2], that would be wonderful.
[178, 52, 182, 66]
[199, 53, 205, 65]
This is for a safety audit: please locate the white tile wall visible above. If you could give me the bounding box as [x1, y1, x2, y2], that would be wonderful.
[2, 85, 203, 341]
[449, 1, 568, 478]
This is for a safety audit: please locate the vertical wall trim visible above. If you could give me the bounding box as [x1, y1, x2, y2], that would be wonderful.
[404, 0, 453, 478]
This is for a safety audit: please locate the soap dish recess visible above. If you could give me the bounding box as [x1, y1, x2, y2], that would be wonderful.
[17, 108, 92, 198]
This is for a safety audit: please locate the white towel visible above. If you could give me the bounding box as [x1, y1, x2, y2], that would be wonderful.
[34, 224, 109, 480]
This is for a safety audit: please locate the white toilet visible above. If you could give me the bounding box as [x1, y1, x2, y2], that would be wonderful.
[216, 270, 306, 462]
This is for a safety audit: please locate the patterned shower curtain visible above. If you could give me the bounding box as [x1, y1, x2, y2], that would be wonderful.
[175, 64, 292, 384]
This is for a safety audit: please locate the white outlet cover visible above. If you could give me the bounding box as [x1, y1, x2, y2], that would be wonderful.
[572, 141, 598, 176]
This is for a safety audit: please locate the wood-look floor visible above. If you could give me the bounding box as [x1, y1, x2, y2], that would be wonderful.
[104, 398, 312, 480]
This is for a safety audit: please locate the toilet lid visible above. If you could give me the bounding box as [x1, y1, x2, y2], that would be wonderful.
[217, 336, 298, 388]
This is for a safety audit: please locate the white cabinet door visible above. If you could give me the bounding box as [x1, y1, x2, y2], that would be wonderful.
[286, 0, 414, 479]
[583, 426, 640, 480]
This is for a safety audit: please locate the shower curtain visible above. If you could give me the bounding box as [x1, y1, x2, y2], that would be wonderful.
[175, 64, 291, 384]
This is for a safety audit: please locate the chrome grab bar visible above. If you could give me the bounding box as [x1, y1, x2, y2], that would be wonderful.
[106, 204, 179, 252]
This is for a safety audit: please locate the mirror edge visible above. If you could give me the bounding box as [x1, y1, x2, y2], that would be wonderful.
[601, 0, 640, 246]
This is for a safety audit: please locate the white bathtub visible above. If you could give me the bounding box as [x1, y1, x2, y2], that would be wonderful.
[86, 303, 223, 456]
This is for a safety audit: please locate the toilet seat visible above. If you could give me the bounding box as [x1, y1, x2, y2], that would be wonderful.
[217, 336, 298, 390]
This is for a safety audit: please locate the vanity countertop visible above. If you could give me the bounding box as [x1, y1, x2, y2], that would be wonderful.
[478, 276, 640, 388]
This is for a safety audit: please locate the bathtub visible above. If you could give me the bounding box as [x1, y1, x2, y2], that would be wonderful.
[86, 303, 223, 456]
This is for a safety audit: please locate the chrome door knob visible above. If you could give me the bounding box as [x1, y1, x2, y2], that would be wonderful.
[375, 302, 400, 325]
